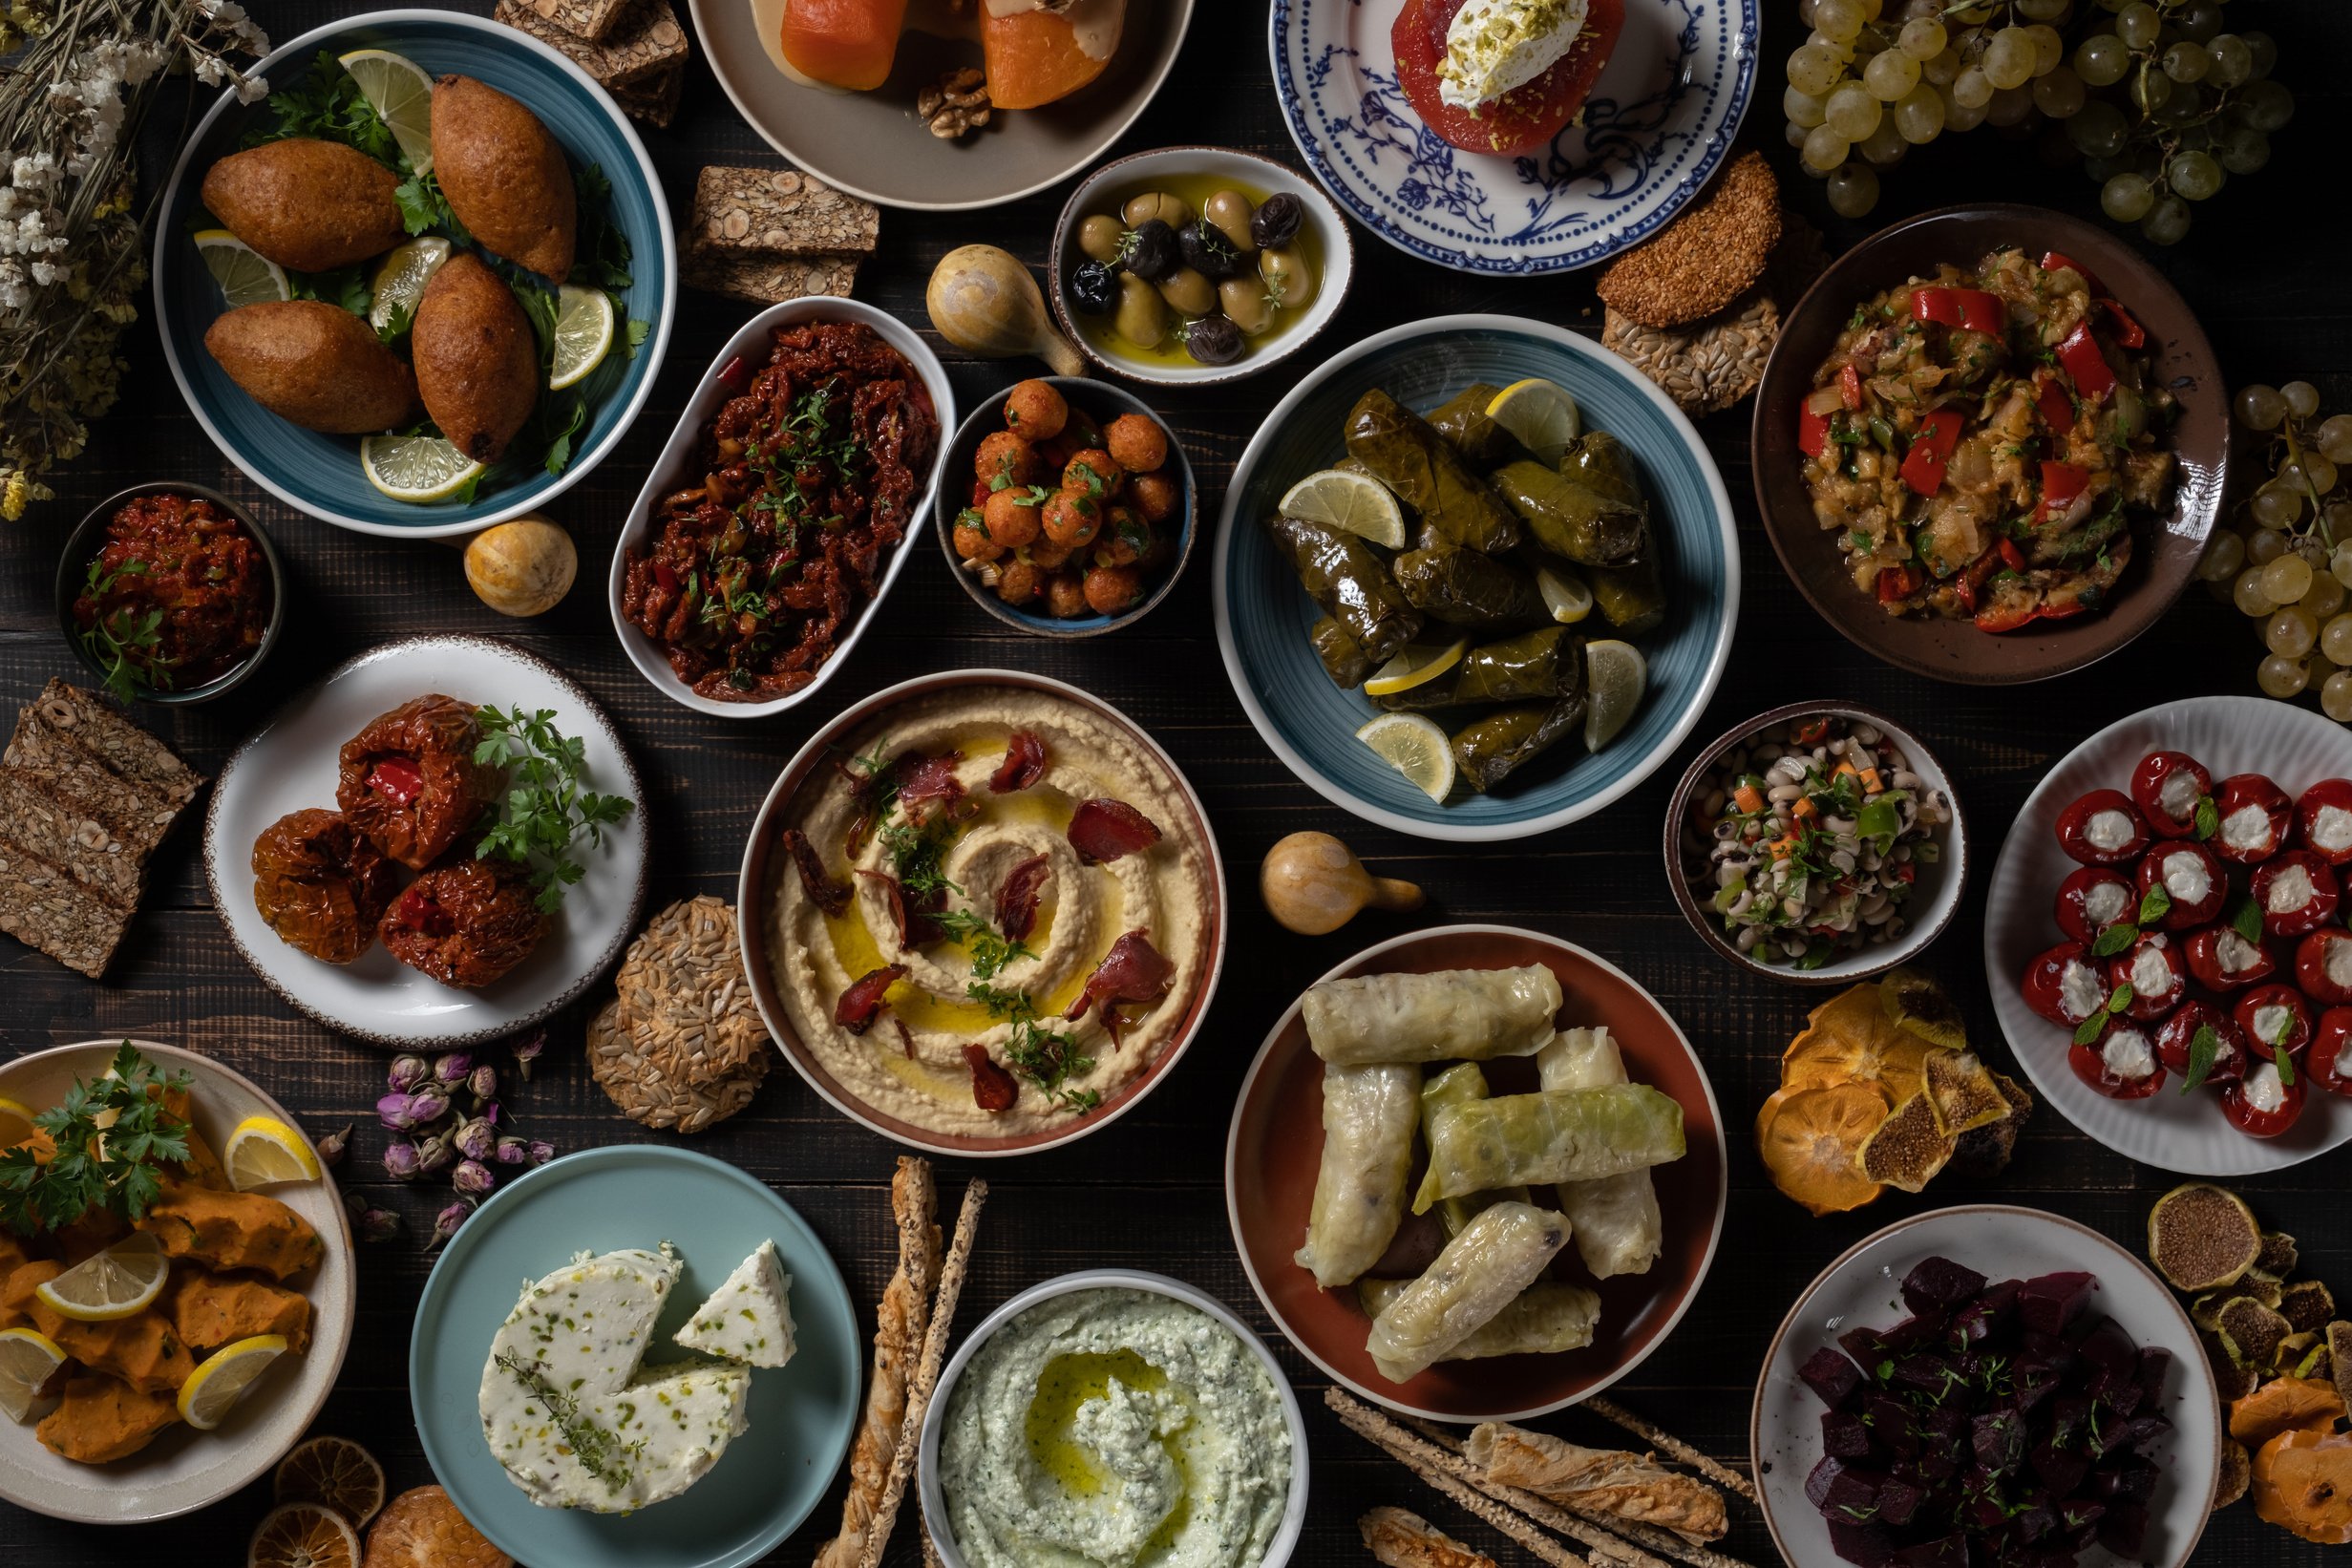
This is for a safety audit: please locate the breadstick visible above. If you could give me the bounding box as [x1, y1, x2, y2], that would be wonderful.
[815, 1157, 939, 1568]
[855, 1177, 987, 1568]
[1581, 1397, 1757, 1503]
[1325, 1389, 1591, 1568]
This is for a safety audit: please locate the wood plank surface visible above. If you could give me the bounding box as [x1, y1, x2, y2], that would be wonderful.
[2, 1, 2344, 1563]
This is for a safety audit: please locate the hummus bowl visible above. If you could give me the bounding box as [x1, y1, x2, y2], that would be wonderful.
[737, 668, 1226, 1156]
[1225, 924, 1728, 1421]
[916, 1269, 1311, 1568]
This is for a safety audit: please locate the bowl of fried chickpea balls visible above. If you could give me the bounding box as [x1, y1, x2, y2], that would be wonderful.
[938, 377, 1197, 637]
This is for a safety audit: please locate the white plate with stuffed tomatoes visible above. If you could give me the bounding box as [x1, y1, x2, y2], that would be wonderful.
[1985, 695, 2352, 1176]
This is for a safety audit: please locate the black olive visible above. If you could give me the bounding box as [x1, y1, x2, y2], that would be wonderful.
[1124, 219, 1176, 282]
[1250, 192, 1304, 250]
[1176, 221, 1240, 279]
[1182, 313, 1243, 367]
[1069, 260, 1119, 315]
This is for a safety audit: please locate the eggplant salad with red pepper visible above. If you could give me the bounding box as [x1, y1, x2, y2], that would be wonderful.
[1799, 247, 2178, 635]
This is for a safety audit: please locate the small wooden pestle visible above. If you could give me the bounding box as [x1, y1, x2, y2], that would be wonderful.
[1260, 831, 1424, 936]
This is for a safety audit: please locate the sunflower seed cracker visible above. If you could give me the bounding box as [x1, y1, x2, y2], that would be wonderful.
[683, 249, 860, 307]
[494, 0, 687, 88]
[611, 62, 683, 129]
[690, 166, 879, 259]
[504, 0, 633, 42]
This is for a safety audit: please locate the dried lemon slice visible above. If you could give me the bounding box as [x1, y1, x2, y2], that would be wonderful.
[1756, 1082, 1887, 1217]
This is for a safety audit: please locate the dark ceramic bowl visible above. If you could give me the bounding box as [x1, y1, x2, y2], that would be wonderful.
[55, 480, 285, 705]
[1751, 204, 2227, 685]
[934, 376, 1197, 638]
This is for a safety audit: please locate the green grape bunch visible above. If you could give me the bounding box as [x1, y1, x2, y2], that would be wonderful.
[1779, 0, 2291, 242]
[2196, 382, 2352, 714]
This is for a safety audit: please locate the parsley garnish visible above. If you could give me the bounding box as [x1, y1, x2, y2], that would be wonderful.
[472, 707, 637, 912]
[74, 558, 170, 703]
[0, 1044, 193, 1235]
[966, 982, 1099, 1111]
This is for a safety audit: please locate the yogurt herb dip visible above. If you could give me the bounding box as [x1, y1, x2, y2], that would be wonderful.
[940, 1286, 1293, 1568]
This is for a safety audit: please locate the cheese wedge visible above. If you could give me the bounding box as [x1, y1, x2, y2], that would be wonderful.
[673, 1240, 797, 1369]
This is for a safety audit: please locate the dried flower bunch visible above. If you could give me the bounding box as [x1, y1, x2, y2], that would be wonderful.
[0, 0, 269, 519]
[371, 1031, 553, 1247]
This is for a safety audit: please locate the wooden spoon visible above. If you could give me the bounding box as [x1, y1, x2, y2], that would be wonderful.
[1260, 831, 1424, 936]
[926, 244, 1085, 376]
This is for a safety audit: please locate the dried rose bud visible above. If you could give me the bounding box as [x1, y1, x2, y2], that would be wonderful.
[432, 1052, 475, 1087]
[415, 1131, 457, 1176]
[427, 1200, 474, 1249]
[388, 1054, 431, 1093]
[528, 1140, 556, 1166]
[381, 1139, 422, 1180]
[377, 1091, 422, 1133]
[314, 1122, 352, 1168]
[510, 1028, 546, 1082]
[468, 1064, 499, 1103]
[481, 1099, 502, 1127]
[403, 1086, 451, 1127]
[495, 1135, 530, 1166]
[357, 1205, 405, 1244]
[454, 1116, 497, 1163]
[452, 1158, 497, 1197]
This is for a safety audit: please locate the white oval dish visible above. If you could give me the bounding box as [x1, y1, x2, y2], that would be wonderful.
[0, 1040, 355, 1524]
[1983, 695, 2352, 1176]
[916, 1269, 1310, 1568]
[608, 297, 956, 719]
[1048, 145, 1355, 387]
[1752, 1204, 2220, 1568]
[202, 635, 649, 1048]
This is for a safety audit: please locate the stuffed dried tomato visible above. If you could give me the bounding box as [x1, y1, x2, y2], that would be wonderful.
[336, 694, 501, 870]
[379, 855, 548, 989]
[249, 808, 398, 964]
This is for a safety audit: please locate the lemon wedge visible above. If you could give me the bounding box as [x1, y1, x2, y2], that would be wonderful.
[1364, 637, 1471, 698]
[1486, 378, 1581, 466]
[0, 1327, 65, 1423]
[1280, 468, 1408, 549]
[337, 48, 435, 173]
[194, 230, 290, 308]
[1536, 562, 1594, 624]
[0, 1095, 34, 1149]
[362, 434, 485, 504]
[1356, 711, 1455, 802]
[368, 236, 450, 333]
[224, 1115, 322, 1191]
[1583, 639, 1648, 752]
[35, 1233, 169, 1323]
[180, 1334, 290, 1430]
[549, 284, 616, 391]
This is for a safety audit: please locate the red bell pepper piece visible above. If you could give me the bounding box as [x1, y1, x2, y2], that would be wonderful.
[1876, 565, 1922, 604]
[1975, 600, 2042, 634]
[2040, 250, 2106, 295]
[370, 755, 426, 806]
[1798, 405, 1830, 460]
[1838, 362, 1863, 411]
[2101, 298, 2147, 349]
[718, 355, 748, 390]
[2039, 460, 2091, 522]
[2057, 324, 2116, 402]
[1999, 538, 2026, 574]
[2037, 377, 2075, 435]
[1898, 409, 1963, 497]
[1912, 286, 2007, 335]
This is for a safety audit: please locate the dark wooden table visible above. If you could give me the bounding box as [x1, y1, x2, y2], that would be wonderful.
[3, 2, 2343, 1563]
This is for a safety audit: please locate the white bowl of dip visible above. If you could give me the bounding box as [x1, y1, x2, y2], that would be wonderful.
[918, 1269, 1310, 1568]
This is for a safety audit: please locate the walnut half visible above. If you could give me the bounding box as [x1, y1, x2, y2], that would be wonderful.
[917, 68, 991, 140]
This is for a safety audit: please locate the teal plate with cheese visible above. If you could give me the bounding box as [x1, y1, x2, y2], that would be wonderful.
[410, 1145, 859, 1567]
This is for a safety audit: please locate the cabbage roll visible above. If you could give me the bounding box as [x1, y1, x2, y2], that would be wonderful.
[1418, 1064, 1531, 1238]
[1303, 964, 1562, 1066]
[1414, 1085, 1685, 1214]
[1344, 389, 1519, 554]
[1537, 1029, 1663, 1280]
[1294, 1062, 1421, 1288]
[1363, 1200, 1567, 1382]
[1358, 1278, 1600, 1361]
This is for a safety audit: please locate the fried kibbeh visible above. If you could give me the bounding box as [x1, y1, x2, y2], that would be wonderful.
[204, 300, 419, 434]
[411, 252, 540, 463]
[430, 74, 577, 281]
[200, 139, 407, 273]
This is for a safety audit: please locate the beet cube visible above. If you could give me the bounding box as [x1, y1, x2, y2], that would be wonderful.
[2013, 1501, 2058, 1543]
[2099, 1498, 2149, 1556]
[1865, 1391, 1918, 1457]
[2018, 1271, 2094, 1336]
[1892, 1353, 1954, 1395]
[1902, 1255, 1990, 1316]
[2135, 1345, 2173, 1398]
[2043, 1391, 2091, 1449]
[2011, 1361, 2061, 1417]
[1801, 1346, 1867, 1409]
[1875, 1474, 1927, 1528]
[1973, 1409, 2025, 1473]
[2121, 1410, 2172, 1450]
[1807, 1454, 1847, 1509]
[1915, 1441, 1960, 1483]
[1823, 1409, 1878, 1462]
[1948, 1281, 2019, 1347]
[2099, 1453, 2159, 1503]
[2029, 1437, 2088, 1497]
[1892, 1536, 1968, 1568]
[2076, 1316, 2138, 1373]
[1825, 1465, 1884, 1517]
[2102, 1378, 2147, 1421]
[1827, 1519, 1896, 1567]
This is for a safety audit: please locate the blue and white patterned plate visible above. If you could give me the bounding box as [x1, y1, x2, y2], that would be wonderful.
[1213, 315, 1739, 842]
[154, 11, 675, 538]
[1268, 0, 1760, 274]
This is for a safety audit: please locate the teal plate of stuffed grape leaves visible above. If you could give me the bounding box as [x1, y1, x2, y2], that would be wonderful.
[1212, 314, 1738, 841]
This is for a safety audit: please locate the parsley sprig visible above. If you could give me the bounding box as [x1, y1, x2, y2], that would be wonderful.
[74, 557, 171, 703]
[473, 707, 637, 912]
[0, 1044, 193, 1235]
[967, 982, 1099, 1112]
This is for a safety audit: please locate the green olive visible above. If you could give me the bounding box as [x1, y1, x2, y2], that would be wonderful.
[1259, 246, 1318, 312]
[1121, 191, 1193, 229]
[1076, 213, 1126, 265]
[1218, 276, 1275, 336]
[1203, 190, 1258, 255]
[1112, 272, 1168, 350]
[1155, 265, 1217, 317]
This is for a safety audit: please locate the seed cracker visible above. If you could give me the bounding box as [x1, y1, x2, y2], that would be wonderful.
[493, 0, 687, 89]
[689, 165, 879, 259]
[1596, 152, 1781, 329]
[502, 0, 633, 42]
[682, 248, 859, 307]
[610, 62, 683, 130]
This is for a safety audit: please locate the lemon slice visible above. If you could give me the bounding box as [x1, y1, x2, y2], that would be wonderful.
[368, 236, 450, 333]
[0, 1095, 34, 1149]
[194, 229, 290, 308]
[1280, 468, 1408, 549]
[224, 1116, 322, 1191]
[549, 284, 616, 391]
[1536, 563, 1594, 625]
[1583, 639, 1647, 752]
[1356, 711, 1456, 802]
[362, 434, 486, 504]
[337, 48, 435, 173]
[1486, 378, 1582, 466]
[35, 1233, 168, 1323]
[249, 1501, 361, 1568]
[274, 1433, 389, 1527]
[1363, 636, 1470, 698]
[0, 1327, 65, 1423]
[180, 1334, 290, 1430]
